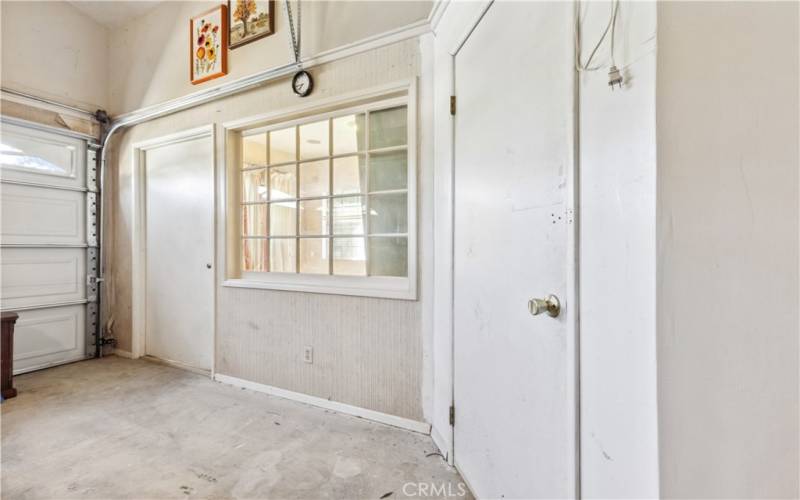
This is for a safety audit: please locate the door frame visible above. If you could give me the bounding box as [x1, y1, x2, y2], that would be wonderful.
[130, 124, 216, 376]
[440, 1, 581, 495]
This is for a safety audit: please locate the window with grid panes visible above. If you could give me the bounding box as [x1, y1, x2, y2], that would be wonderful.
[239, 104, 410, 280]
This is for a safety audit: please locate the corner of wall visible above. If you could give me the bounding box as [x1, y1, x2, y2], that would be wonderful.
[578, 1, 660, 497]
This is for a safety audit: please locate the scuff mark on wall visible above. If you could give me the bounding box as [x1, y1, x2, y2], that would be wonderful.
[591, 432, 614, 461]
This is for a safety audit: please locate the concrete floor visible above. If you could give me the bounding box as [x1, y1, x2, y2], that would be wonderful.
[1, 356, 468, 499]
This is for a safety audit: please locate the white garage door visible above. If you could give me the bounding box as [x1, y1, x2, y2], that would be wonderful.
[0, 120, 98, 374]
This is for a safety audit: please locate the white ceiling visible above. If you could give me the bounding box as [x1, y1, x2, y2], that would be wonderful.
[68, 1, 165, 29]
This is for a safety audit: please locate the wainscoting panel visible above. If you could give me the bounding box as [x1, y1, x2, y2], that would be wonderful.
[217, 287, 422, 420]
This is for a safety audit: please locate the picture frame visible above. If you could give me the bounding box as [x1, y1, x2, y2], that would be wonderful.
[228, 0, 275, 49]
[190, 5, 228, 85]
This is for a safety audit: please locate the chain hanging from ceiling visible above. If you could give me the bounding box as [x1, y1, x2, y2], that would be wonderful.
[284, 0, 301, 68]
[284, 0, 313, 97]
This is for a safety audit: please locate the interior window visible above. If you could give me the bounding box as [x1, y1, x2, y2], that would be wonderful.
[239, 104, 410, 279]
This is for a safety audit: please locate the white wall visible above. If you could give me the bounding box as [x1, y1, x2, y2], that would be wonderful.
[418, 31, 437, 430]
[0, 1, 109, 111]
[428, 6, 663, 489]
[0, 0, 431, 115]
[107, 1, 431, 114]
[577, 1, 660, 497]
[656, 2, 799, 497]
[427, 0, 494, 460]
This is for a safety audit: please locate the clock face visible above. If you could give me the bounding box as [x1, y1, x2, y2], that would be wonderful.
[292, 71, 313, 97]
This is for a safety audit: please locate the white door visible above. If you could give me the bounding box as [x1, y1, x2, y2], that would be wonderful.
[144, 135, 213, 371]
[0, 122, 92, 373]
[453, 2, 576, 498]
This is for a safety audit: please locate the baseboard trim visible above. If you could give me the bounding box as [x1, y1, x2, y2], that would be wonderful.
[141, 355, 211, 377]
[214, 373, 431, 435]
[431, 424, 452, 464]
[112, 349, 134, 359]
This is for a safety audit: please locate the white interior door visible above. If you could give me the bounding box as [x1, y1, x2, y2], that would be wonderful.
[453, 2, 576, 498]
[144, 135, 213, 371]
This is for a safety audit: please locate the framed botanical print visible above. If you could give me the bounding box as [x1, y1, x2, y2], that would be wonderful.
[228, 0, 274, 49]
[190, 5, 228, 85]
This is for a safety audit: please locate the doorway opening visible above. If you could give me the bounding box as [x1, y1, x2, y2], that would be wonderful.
[131, 125, 216, 374]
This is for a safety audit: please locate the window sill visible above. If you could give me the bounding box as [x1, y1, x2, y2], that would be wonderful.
[222, 275, 416, 300]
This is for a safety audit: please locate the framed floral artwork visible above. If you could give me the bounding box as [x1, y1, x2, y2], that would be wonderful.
[190, 5, 228, 85]
[228, 0, 274, 49]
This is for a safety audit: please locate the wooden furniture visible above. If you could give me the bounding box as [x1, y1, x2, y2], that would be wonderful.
[1, 312, 19, 399]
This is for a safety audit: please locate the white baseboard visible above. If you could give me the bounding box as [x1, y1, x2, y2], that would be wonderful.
[214, 373, 431, 435]
[112, 349, 134, 359]
[431, 424, 452, 464]
[141, 355, 211, 377]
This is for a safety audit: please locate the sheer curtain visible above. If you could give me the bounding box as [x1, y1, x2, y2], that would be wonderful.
[270, 169, 296, 271]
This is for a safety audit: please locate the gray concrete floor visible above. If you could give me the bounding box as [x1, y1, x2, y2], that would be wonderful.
[1, 356, 468, 499]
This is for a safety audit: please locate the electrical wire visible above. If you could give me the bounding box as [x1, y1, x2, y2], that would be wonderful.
[575, 0, 620, 72]
[609, 0, 619, 67]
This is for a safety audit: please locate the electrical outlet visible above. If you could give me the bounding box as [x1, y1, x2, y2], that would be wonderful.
[303, 346, 313, 364]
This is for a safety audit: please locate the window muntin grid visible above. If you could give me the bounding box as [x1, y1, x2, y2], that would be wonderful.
[240, 104, 409, 278]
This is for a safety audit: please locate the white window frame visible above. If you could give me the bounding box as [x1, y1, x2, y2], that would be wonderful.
[222, 80, 417, 300]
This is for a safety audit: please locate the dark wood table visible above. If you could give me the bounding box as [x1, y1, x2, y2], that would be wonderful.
[1, 312, 19, 399]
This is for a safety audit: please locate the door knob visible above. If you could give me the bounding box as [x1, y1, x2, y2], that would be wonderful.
[206, 263, 212, 269]
[528, 294, 560, 318]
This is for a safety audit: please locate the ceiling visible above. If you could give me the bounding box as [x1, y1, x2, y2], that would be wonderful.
[68, 1, 165, 29]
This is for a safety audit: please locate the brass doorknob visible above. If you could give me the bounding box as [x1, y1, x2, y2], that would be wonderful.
[528, 295, 560, 318]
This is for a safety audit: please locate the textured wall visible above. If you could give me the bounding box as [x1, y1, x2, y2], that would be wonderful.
[107, 39, 428, 421]
[657, 2, 799, 497]
[217, 288, 421, 419]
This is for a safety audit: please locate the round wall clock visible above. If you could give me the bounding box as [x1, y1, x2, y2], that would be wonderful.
[292, 70, 313, 97]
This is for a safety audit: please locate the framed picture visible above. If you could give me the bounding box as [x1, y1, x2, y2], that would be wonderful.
[228, 0, 275, 49]
[190, 5, 228, 85]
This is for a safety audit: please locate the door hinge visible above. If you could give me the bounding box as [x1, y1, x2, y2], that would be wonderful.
[450, 95, 456, 115]
[449, 405, 455, 426]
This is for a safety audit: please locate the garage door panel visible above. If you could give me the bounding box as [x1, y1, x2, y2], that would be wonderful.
[13, 304, 85, 374]
[0, 248, 86, 309]
[1, 121, 92, 374]
[0, 122, 86, 189]
[0, 183, 85, 245]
